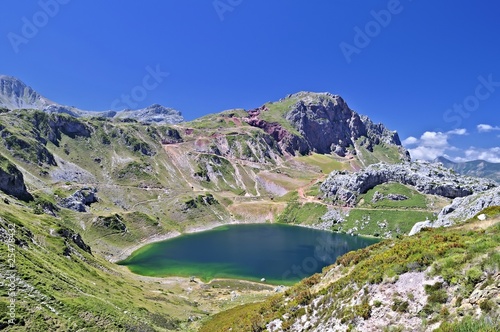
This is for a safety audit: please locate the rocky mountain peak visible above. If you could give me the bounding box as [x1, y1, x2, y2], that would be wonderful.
[0, 75, 54, 110]
[282, 91, 343, 103]
[0, 75, 185, 124]
[284, 93, 363, 155]
[114, 104, 184, 124]
[264, 91, 409, 160]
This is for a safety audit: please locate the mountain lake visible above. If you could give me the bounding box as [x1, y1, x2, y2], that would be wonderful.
[118, 224, 380, 285]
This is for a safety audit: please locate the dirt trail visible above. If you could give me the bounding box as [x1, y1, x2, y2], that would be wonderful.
[297, 174, 328, 205]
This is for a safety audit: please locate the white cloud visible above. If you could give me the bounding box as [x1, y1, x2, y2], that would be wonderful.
[419, 131, 449, 148]
[462, 147, 500, 163]
[402, 136, 419, 145]
[447, 128, 468, 135]
[407, 145, 447, 160]
[403, 129, 467, 161]
[477, 124, 500, 133]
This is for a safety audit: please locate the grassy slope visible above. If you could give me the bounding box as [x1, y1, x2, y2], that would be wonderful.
[296, 153, 350, 174]
[0, 197, 280, 331]
[0, 201, 196, 331]
[200, 209, 500, 331]
[332, 183, 446, 238]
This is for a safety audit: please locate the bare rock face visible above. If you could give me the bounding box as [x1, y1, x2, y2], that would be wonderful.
[285, 93, 409, 158]
[29, 111, 91, 145]
[59, 187, 98, 212]
[0, 75, 54, 110]
[410, 186, 500, 235]
[245, 110, 309, 155]
[284, 93, 366, 155]
[245, 92, 410, 160]
[0, 154, 32, 201]
[114, 104, 184, 124]
[372, 191, 408, 203]
[321, 161, 496, 206]
[58, 228, 92, 254]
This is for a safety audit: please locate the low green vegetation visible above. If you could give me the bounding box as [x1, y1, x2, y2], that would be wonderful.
[261, 98, 301, 135]
[371, 143, 407, 163]
[306, 182, 322, 197]
[355, 137, 407, 165]
[473, 205, 500, 218]
[200, 215, 500, 331]
[339, 208, 435, 237]
[0, 153, 14, 172]
[186, 109, 249, 130]
[296, 153, 349, 173]
[0, 203, 194, 331]
[358, 183, 429, 210]
[436, 315, 499, 332]
[276, 198, 327, 225]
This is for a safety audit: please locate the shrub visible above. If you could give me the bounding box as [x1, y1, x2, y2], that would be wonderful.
[479, 299, 493, 313]
[436, 315, 499, 332]
[354, 298, 372, 319]
[466, 267, 483, 285]
[391, 298, 409, 313]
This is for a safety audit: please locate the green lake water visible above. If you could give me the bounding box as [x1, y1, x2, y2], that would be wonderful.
[118, 224, 379, 285]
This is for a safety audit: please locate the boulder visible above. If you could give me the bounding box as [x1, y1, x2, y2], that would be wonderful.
[60, 187, 98, 212]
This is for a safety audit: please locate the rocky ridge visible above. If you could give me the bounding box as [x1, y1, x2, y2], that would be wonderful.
[60, 187, 98, 212]
[0, 76, 185, 124]
[246, 92, 410, 160]
[320, 161, 496, 206]
[435, 156, 500, 183]
[0, 153, 32, 201]
[0, 75, 54, 110]
[113, 104, 184, 124]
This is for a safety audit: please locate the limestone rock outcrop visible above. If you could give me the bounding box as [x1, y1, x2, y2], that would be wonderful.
[321, 161, 496, 206]
[410, 186, 500, 235]
[0, 154, 32, 201]
[60, 187, 98, 212]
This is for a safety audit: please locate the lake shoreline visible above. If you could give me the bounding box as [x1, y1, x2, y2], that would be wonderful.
[109, 219, 378, 263]
[109, 219, 263, 263]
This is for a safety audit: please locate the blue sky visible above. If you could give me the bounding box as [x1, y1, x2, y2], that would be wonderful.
[1, 1, 499, 162]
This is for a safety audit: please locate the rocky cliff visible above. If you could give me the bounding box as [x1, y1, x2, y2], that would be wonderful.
[320, 161, 496, 206]
[245, 92, 410, 162]
[0, 153, 32, 201]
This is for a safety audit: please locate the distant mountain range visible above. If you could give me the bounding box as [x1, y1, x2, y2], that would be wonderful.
[435, 156, 500, 183]
[0, 75, 184, 124]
